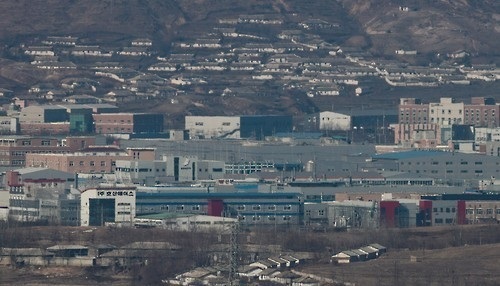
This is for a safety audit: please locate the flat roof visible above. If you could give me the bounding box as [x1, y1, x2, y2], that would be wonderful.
[372, 150, 449, 160]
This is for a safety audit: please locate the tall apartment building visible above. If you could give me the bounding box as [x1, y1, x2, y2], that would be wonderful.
[395, 97, 500, 146]
[398, 98, 429, 124]
[429, 98, 464, 126]
[399, 97, 498, 128]
[464, 97, 499, 128]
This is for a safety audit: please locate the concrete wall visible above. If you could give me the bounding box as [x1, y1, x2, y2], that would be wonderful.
[185, 116, 240, 139]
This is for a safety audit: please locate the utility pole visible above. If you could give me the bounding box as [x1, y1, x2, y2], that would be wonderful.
[228, 222, 240, 286]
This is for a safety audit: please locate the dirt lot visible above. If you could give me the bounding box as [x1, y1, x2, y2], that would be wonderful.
[0, 266, 130, 286]
[297, 243, 500, 286]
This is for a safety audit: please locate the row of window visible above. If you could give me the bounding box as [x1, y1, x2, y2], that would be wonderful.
[305, 210, 326, 216]
[69, 161, 107, 167]
[242, 215, 292, 222]
[433, 207, 456, 213]
[236, 205, 293, 211]
[159, 205, 201, 211]
[411, 170, 487, 174]
[402, 161, 494, 166]
[434, 218, 454, 224]
[466, 208, 500, 215]
[96, 119, 132, 123]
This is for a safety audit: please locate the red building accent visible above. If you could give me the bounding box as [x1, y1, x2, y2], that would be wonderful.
[380, 201, 400, 228]
[456, 200, 466, 225]
[418, 200, 433, 226]
[207, 199, 224, 216]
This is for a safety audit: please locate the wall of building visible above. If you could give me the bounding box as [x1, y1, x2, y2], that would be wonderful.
[80, 187, 136, 226]
[318, 111, 351, 131]
[185, 116, 240, 139]
[26, 147, 131, 173]
[240, 115, 293, 140]
[20, 122, 70, 135]
[135, 191, 303, 226]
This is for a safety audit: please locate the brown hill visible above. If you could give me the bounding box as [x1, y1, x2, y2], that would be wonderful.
[339, 0, 500, 58]
[0, 0, 497, 57]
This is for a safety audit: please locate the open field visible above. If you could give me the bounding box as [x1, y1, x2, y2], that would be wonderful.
[1, 224, 500, 285]
[298, 243, 500, 286]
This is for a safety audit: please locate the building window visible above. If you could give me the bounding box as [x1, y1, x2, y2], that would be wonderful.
[41, 140, 51, 146]
[486, 209, 493, 215]
[79, 161, 84, 166]
[69, 161, 74, 166]
[445, 218, 453, 224]
[236, 205, 245, 211]
[176, 205, 184, 211]
[252, 205, 261, 211]
[268, 205, 276, 211]
[100, 161, 105, 166]
[434, 218, 443, 224]
[90, 161, 95, 166]
[22, 140, 31, 146]
[283, 205, 292, 211]
[192, 205, 200, 211]
[318, 210, 325, 216]
[195, 122, 204, 126]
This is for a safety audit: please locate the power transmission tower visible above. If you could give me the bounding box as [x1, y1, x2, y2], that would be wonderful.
[228, 221, 240, 286]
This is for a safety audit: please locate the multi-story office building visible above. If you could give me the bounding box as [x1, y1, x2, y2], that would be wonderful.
[429, 98, 464, 126]
[0, 135, 96, 167]
[136, 190, 303, 226]
[19, 105, 68, 124]
[396, 97, 500, 147]
[93, 113, 164, 135]
[5, 167, 79, 224]
[391, 123, 440, 146]
[398, 98, 429, 124]
[185, 115, 292, 140]
[464, 97, 499, 128]
[162, 155, 225, 182]
[80, 186, 136, 226]
[26, 145, 131, 174]
[400, 97, 499, 128]
[372, 151, 500, 181]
